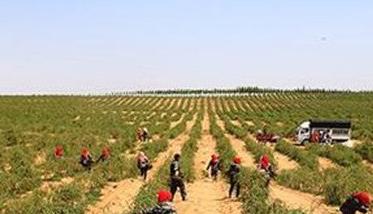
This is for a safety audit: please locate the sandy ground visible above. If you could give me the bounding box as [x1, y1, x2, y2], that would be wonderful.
[174, 111, 242, 214]
[170, 114, 185, 129]
[318, 157, 337, 171]
[273, 152, 299, 171]
[269, 183, 339, 214]
[87, 116, 196, 214]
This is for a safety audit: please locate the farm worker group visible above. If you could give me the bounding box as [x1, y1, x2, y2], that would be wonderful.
[54, 145, 111, 171]
[52, 125, 372, 214]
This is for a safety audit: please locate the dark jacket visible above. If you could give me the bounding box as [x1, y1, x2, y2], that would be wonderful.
[141, 202, 176, 214]
[227, 163, 240, 182]
[340, 196, 369, 214]
[170, 160, 182, 178]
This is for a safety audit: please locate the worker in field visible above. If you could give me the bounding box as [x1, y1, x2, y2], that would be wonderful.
[141, 190, 176, 214]
[169, 153, 187, 201]
[258, 154, 276, 176]
[96, 146, 111, 163]
[143, 127, 149, 142]
[227, 156, 241, 198]
[320, 130, 331, 144]
[137, 128, 144, 142]
[80, 147, 93, 171]
[258, 154, 276, 186]
[206, 154, 221, 181]
[54, 145, 64, 159]
[311, 130, 321, 143]
[340, 191, 372, 214]
[137, 152, 152, 180]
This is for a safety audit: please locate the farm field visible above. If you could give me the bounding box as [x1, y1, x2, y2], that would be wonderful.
[1, 93, 373, 214]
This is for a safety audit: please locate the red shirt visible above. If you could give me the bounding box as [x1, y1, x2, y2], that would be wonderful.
[54, 146, 64, 158]
[260, 155, 270, 169]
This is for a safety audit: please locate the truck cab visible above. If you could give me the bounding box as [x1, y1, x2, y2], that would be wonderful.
[296, 120, 351, 145]
[297, 121, 311, 145]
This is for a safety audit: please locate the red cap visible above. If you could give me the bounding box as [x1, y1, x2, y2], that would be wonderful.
[102, 147, 110, 156]
[211, 154, 218, 159]
[354, 192, 372, 206]
[157, 190, 172, 203]
[81, 147, 90, 156]
[233, 156, 241, 164]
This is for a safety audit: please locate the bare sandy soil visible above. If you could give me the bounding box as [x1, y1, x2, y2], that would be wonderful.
[318, 157, 337, 171]
[269, 183, 339, 214]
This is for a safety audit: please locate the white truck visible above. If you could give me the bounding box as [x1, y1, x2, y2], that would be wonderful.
[296, 120, 352, 145]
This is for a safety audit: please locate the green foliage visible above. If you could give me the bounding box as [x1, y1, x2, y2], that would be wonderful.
[209, 112, 236, 169]
[307, 144, 362, 167]
[277, 166, 373, 206]
[240, 168, 304, 214]
[354, 142, 373, 163]
[275, 140, 318, 169]
[180, 111, 203, 182]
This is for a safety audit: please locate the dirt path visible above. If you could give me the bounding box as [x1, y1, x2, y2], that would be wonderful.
[174, 111, 242, 214]
[269, 183, 338, 214]
[87, 116, 196, 214]
[273, 152, 299, 171]
[170, 114, 185, 129]
[318, 157, 337, 171]
[215, 117, 256, 168]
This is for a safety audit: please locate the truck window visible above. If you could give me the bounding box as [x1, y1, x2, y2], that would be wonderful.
[301, 128, 309, 134]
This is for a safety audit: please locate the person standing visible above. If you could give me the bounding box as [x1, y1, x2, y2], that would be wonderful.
[227, 156, 241, 198]
[137, 152, 151, 180]
[80, 147, 93, 171]
[206, 154, 221, 181]
[169, 153, 187, 201]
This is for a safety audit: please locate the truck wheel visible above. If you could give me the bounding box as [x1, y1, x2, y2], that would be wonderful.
[301, 140, 309, 146]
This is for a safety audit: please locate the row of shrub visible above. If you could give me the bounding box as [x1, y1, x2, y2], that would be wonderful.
[179, 110, 203, 182]
[306, 144, 362, 167]
[354, 142, 373, 163]
[277, 165, 373, 206]
[240, 168, 304, 214]
[275, 140, 318, 170]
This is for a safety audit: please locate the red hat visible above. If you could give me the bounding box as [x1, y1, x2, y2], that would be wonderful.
[211, 154, 218, 159]
[354, 192, 372, 206]
[54, 145, 64, 157]
[81, 147, 90, 156]
[102, 147, 110, 156]
[157, 190, 172, 203]
[233, 156, 241, 164]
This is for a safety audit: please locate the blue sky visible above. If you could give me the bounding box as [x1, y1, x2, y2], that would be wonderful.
[0, 1, 372, 94]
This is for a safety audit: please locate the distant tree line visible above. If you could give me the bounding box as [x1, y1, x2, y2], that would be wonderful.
[109, 86, 370, 96]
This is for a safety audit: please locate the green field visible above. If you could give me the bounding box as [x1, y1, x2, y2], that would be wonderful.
[1, 93, 373, 214]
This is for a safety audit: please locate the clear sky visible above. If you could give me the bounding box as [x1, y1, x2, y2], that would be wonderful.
[1, 1, 372, 94]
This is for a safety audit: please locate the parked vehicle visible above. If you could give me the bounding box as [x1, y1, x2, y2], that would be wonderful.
[256, 132, 280, 143]
[296, 120, 351, 145]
